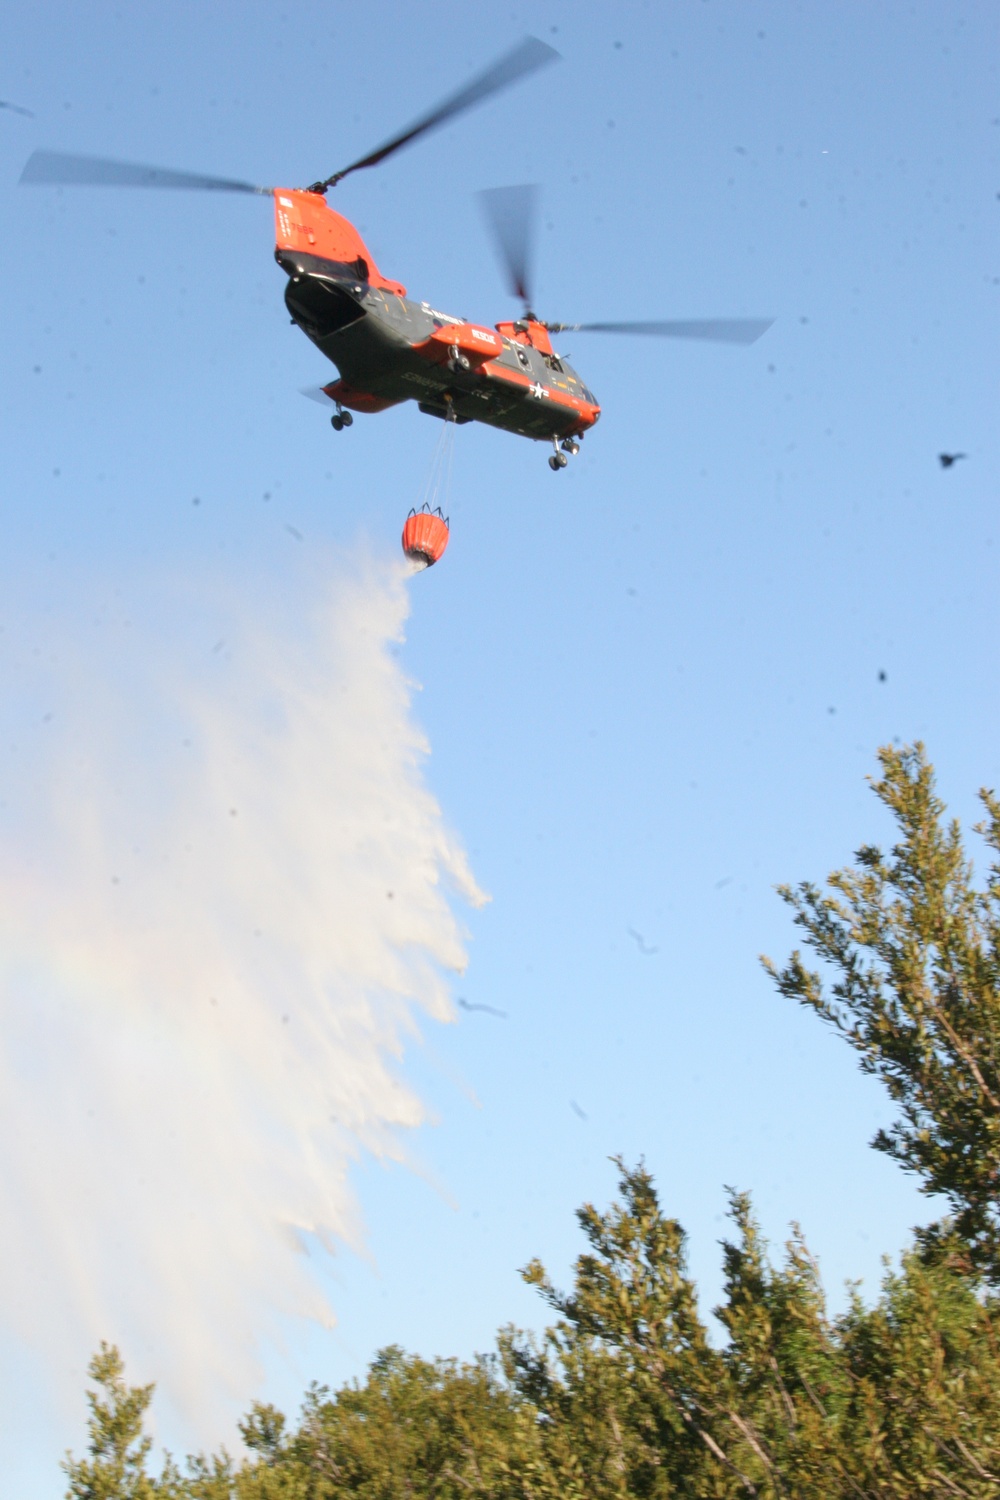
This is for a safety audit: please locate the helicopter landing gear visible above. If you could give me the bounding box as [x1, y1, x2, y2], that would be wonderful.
[330, 403, 353, 431]
[548, 435, 570, 471]
[447, 345, 471, 373]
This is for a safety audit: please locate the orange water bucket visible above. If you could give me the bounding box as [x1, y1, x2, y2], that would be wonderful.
[401, 506, 450, 568]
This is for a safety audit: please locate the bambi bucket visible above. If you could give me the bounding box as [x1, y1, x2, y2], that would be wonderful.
[401, 507, 450, 568]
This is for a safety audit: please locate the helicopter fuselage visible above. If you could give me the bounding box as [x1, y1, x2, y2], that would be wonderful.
[275, 188, 600, 442]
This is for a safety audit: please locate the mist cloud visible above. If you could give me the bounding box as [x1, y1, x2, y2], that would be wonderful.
[0, 547, 484, 1442]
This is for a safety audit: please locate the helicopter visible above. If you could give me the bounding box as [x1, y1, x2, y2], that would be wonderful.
[20, 37, 772, 477]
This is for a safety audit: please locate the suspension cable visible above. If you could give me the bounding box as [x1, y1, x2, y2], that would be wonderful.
[413, 406, 456, 522]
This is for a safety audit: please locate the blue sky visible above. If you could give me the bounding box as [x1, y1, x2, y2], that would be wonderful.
[1, 0, 997, 1488]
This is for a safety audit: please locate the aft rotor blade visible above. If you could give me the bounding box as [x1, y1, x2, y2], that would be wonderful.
[20, 149, 270, 194]
[478, 184, 538, 310]
[321, 36, 559, 189]
[549, 318, 775, 344]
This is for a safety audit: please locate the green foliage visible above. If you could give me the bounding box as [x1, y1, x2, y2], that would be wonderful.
[227, 1345, 548, 1499]
[61, 745, 1000, 1499]
[69, 1194, 1000, 1499]
[510, 1159, 736, 1497]
[763, 742, 1000, 1278]
[509, 1158, 1000, 1498]
[62, 1342, 175, 1500]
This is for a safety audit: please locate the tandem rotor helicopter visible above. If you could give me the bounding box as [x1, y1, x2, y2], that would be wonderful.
[20, 37, 773, 567]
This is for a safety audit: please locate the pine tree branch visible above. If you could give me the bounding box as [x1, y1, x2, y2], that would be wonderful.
[930, 1431, 998, 1485]
[726, 1409, 788, 1498]
[441, 1464, 476, 1491]
[766, 1355, 797, 1433]
[797, 1370, 828, 1419]
[685, 1413, 759, 1497]
[928, 1465, 974, 1498]
[926, 993, 1000, 1112]
[794, 1371, 877, 1500]
[953, 1433, 998, 1483]
[606, 1404, 627, 1475]
[649, 1362, 760, 1497]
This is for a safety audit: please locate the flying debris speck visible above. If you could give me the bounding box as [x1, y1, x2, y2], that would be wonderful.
[457, 998, 508, 1018]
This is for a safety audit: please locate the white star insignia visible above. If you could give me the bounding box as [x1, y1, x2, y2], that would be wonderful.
[530, 381, 545, 399]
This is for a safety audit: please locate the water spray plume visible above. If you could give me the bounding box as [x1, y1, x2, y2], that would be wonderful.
[0, 546, 485, 1447]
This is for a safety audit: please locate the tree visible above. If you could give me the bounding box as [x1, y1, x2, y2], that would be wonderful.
[231, 1346, 549, 1499]
[62, 1343, 175, 1500]
[763, 743, 1000, 1279]
[507, 1158, 1000, 1498]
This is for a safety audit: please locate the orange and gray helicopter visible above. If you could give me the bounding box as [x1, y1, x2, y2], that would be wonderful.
[20, 39, 771, 557]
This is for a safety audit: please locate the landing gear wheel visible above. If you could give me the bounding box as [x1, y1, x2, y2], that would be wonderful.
[330, 415, 344, 431]
[549, 453, 568, 471]
[340, 410, 353, 426]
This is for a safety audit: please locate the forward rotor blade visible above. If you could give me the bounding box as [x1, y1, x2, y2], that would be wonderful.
[20, 149, 269, 194]
[478, 184, 538, 311]
[322, 36, 558, 189]
[548, 317, 775, 344]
